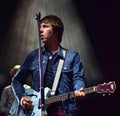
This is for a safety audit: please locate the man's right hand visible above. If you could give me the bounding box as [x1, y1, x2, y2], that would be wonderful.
[21, 96, 32, 111]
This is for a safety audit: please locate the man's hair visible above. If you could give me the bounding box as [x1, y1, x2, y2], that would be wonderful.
[10, 65, 21, 77]
[40, 15, 64, 43]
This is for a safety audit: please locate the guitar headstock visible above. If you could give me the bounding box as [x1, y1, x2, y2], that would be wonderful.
[96, 81, 116, 94]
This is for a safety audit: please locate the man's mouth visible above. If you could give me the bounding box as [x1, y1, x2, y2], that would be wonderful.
[40, 35, 43, 39]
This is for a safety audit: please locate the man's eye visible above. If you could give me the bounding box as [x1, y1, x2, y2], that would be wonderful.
[43, 25, 48, 28]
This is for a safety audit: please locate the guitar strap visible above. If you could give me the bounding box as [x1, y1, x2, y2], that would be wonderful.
[50, 49, 66, 96]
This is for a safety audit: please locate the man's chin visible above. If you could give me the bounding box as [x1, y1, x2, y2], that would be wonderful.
[41, 38, 45, 42]
[41, 40, 47, 44]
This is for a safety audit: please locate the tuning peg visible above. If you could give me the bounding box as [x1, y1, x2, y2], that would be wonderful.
[102, 93, 106, 96]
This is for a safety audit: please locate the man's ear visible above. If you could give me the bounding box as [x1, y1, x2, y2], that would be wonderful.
[55, 32, 58, 36]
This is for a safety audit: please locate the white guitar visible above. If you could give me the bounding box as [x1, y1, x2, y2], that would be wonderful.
[10, 81, 116, 116]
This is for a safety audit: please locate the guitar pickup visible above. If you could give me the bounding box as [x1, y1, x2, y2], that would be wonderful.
[26, 93, 37, 98]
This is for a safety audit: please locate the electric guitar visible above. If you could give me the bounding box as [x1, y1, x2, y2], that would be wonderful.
[10, 81, 116, 116]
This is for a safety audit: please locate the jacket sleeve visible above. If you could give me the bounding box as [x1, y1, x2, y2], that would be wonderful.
[72, 51, 86, 90]
[12, 53, 32, 101]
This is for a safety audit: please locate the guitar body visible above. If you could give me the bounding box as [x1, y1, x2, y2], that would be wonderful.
[10, 87, 50, 116]
[10, 81, 116, 116]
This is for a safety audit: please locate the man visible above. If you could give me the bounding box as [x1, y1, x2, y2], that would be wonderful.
[0, 65, 20, 116]
[12, 15, 86, 116]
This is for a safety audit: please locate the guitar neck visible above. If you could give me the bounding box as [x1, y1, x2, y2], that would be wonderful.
[84, 86, 97, 94]
[45, 86, 97, 105]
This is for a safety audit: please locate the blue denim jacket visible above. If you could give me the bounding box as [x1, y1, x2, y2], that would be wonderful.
[12, 45, 85, 115]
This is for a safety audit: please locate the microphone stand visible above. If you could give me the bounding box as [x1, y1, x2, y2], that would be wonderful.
[35, 12, 45, 111]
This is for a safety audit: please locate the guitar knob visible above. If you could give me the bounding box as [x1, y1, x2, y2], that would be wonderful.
[102, 94, 105, 96]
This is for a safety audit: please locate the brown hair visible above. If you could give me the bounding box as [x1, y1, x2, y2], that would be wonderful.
[40, 15, 64, 43]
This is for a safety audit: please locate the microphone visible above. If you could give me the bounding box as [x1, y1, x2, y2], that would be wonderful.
[35, 12, 41, 22]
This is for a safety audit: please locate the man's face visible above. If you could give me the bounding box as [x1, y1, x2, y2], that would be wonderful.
[40, 22, 56, 44]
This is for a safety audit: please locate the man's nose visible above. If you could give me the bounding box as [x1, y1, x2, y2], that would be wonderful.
[40, 27, 43, 33]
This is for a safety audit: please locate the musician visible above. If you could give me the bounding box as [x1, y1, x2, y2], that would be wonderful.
[12, 15, 86, 116]
[0, 65, 20, 116]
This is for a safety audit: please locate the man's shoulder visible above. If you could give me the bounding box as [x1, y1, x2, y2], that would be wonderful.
[29, 49, 38, 55]
[66, 49, 78, 55]
[4, 85, 12, 89]
[26, 49, 39, 58]
[61, 46, 77, 53]
[3, 85, 12, 93]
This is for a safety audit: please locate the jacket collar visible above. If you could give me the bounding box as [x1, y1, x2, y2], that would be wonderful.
[41, 45, 66, 59]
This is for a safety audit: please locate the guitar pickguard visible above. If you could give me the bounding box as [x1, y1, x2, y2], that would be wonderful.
[10, 87, 50, 116]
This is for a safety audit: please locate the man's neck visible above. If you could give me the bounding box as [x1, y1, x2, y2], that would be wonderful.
[45, 44, 59, 54]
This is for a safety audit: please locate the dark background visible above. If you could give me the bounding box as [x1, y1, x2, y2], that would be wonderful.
[74, 1, 120, 116]
[0, 0, 119, 116]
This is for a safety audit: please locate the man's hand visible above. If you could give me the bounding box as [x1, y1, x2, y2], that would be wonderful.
[21, 96, 32, 111]
[74, 88, 86, 100]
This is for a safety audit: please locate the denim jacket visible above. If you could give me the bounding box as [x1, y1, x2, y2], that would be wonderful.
[12, 45, 86, 115]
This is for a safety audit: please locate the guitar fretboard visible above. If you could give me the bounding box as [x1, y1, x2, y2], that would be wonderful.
[45, 86, 97, 105]
[84, 86, 96, 94]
